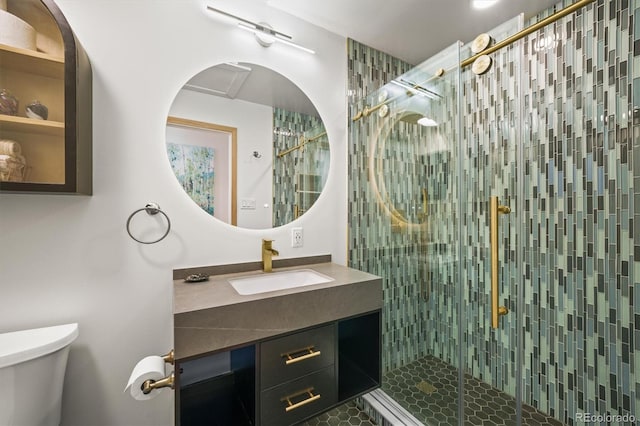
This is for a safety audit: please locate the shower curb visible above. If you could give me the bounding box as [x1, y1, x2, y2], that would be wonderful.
[360, 389, 426, 426]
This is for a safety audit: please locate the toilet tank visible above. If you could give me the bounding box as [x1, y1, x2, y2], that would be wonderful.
[0, 323, 79, 426]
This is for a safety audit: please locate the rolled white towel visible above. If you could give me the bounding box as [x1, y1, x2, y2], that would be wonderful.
[0, 139, 21, 156]
[0, 9, 37, 51]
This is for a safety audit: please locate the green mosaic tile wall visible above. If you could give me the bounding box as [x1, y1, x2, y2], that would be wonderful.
[272, 108, 327, 227]
[347, 39, 428, 372]
[519, 0, 638, 421]
[347, 0, 640, 424]
[347, 39, 460, 372]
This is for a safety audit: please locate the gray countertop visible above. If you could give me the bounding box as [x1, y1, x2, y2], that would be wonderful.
[173, 261, 382, 361]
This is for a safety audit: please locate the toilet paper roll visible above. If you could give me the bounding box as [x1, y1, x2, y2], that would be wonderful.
[124, 355, 166, 401]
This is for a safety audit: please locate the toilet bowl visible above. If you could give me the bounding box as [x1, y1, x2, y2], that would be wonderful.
[0, 323, 79, 426]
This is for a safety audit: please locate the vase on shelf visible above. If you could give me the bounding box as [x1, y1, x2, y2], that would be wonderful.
[25, 100, 48, 120]
[0, 89, 18, 116]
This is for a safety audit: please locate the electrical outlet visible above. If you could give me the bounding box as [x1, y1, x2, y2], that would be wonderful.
[291, 227, 303, 248]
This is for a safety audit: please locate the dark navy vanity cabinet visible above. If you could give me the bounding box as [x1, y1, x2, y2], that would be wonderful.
[175, 310, 381, 426]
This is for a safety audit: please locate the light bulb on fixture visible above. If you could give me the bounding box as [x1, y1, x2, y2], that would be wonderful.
[472, 0, 499, 10]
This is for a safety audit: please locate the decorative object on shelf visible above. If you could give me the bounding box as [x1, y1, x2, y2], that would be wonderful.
[0, 154, 27, 182]
[0, 139, 22, 156]
[25, 100, 48, 120]
[0, 139, 26, 182]
[0, 155, 26, 181]
[0, 89, 18, 116]
[0, 8, 36, 50]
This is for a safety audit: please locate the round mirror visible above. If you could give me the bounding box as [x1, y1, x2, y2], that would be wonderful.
[166, 62, 329, 229]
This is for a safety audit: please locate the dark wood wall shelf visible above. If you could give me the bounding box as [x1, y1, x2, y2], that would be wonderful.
[0, 0, 92, 194]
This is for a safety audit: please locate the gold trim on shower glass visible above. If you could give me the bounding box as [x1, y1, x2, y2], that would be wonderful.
[276, 131, 327, 158]
[460, 0, 595, 68]
[490, 196, 510, 329]
[352, 0, 595, 122]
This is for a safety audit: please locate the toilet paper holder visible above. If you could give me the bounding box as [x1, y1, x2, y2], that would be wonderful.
[141, 371, 174, 395]
[141, 349, 175, 395]
[161, 349, 174, 365]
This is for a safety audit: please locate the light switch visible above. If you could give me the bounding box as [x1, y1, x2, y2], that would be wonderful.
[240, 198, 256, 210]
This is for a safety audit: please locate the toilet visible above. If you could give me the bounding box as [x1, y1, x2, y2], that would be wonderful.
[0, 323, 79, 426]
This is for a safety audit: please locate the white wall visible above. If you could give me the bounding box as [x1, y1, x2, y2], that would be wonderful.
[0, 1, 347, 425]
[170, 90, 275, 229]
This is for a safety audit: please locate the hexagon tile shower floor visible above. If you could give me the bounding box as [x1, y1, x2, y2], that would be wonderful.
[303, 401, 376, 426]
[383, 355, 563, 426]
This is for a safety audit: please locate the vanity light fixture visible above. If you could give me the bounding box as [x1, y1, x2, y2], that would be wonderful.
[472, 0, 499, 9]
[206, 6, 315, 54]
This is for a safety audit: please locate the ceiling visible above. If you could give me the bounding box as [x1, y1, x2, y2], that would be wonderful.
[266, 0, 562, 64]
[194, 0, 565, 114]
[185, 62, 320, 117]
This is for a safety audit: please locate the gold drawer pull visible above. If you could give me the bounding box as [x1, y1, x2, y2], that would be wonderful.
[282, 387, 321, 412]
[283, 347, 321, 365]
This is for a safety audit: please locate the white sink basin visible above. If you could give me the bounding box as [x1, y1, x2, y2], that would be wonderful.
[228, 269, 334, 295]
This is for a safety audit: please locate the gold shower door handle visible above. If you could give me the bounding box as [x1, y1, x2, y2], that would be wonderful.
[490, 196, 511, 329]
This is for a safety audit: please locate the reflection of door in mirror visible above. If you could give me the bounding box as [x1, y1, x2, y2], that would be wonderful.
[166, 117, 237, 225]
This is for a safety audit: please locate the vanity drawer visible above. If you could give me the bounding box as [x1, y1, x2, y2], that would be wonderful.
[260, 324, 335, 389]
[260, 366, 337, 426]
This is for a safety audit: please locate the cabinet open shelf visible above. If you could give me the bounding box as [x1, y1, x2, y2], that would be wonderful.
[0, 0, 92, 194]
[179, 373, 255, 426]
[0, 43, 64, 78]
[337, 311, 381, 401]
[0, 114, 64, 137]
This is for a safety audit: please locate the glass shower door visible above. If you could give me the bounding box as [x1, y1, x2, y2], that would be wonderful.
[459, 16, 524, 424]
[348, 42, 464, 425]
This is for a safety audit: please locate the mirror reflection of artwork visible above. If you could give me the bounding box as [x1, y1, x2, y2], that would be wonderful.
[167, 143, 215, 215]
[166, 62, 329, 230]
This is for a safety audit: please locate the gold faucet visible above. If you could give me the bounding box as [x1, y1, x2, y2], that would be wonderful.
[261, 239, 279, 272]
